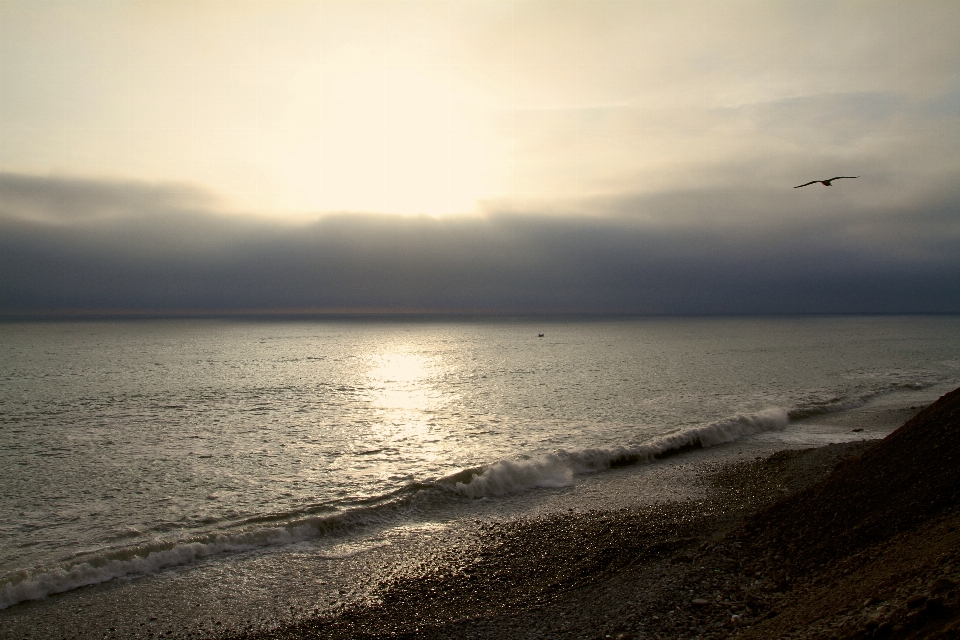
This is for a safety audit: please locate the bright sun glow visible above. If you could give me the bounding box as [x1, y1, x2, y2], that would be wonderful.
[261, 68, 496, 217]
[0, 2, 508, 220]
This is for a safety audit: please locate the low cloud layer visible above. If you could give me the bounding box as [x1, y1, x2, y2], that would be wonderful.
[2, 173, 958, 316]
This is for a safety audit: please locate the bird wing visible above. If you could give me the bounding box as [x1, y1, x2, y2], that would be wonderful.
[827, 176, 858, 181]
[794, 181, 818, 188]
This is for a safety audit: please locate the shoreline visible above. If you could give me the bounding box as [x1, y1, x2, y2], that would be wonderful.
[224, 388, 960, 640]
[0, 440, 876, 640]
[222, 441, 875, 640]
[2, 396, 951, 640]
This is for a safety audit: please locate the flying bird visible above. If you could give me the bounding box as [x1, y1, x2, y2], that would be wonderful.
[794, 176, 858, 188]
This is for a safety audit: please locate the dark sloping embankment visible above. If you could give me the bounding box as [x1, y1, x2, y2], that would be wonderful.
[737, 386, 960, 638]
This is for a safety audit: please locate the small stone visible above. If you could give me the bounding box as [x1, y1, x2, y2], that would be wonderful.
[931, 578, 957, 594]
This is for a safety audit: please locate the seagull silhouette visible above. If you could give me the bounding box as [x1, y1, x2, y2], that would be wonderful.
[794, 176, 858, 188]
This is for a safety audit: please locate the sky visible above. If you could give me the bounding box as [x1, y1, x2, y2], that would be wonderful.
[2, 0, 959, 315]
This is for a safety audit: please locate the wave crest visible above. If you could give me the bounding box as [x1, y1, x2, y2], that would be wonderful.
[445, 455, 576, 498]
[442, 407, 790, 499]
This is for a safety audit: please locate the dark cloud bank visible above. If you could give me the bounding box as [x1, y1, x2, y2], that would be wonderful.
[2, 173, 959, 317]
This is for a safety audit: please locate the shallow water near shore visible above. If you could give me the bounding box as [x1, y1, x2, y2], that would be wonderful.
[2, 316, 959, 636]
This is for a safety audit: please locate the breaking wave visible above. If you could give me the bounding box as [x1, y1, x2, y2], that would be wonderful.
[787, 375, 940, 420]
[444, 407, 789, 498]
[0, 491, 430, 611]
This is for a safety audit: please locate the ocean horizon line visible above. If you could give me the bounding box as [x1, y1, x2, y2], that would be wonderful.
[3, 309, 959, 323]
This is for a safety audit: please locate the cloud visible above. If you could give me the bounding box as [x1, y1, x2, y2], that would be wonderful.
[2, 173, 959, 316]
[0, 173, 218, 223]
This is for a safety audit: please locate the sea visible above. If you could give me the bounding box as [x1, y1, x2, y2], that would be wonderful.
[1, 316, 959, 637]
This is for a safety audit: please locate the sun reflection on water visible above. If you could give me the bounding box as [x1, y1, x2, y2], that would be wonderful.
[366, 352, 436, 413]
[354, 345, 472, 484]
[361, 349, 455, 473]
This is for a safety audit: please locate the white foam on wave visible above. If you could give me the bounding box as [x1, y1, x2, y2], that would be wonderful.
[674, 407, 789, 447]
[1, 522, 315, 610]
[446, 455, 576, 498]
[0, 500, 406, 610]
[445, 407, 790, 499]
